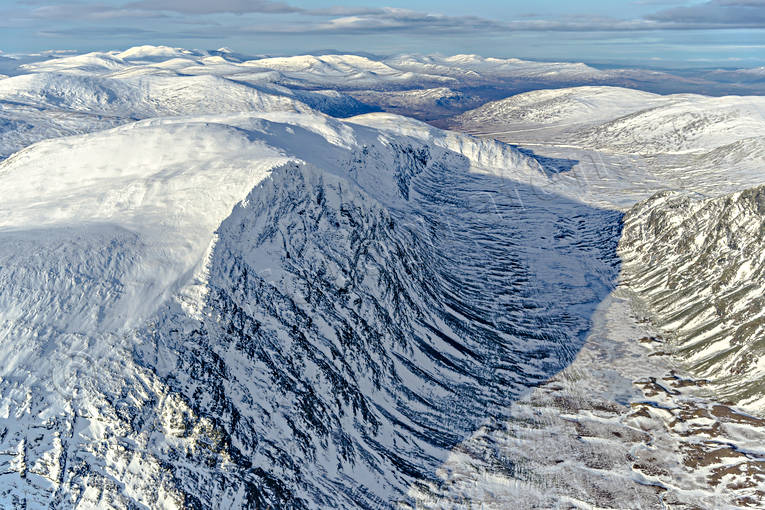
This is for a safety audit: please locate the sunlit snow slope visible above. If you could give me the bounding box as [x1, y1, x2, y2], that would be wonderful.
[621, 187, 765, 412]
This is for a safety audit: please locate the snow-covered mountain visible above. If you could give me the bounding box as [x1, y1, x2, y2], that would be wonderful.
[0, 73, 310, 159]
[576, 95, 765, 155]
[449, 86, 676, 142]
[0, 99, 624, 508]
[1, 45, 765, 509]
[346, 88, 483, 121]
[0, 73, 310, 117]
[0, 71, 379, 160]
[4, 45, 765, 125]
[442, 82, 765, 506]
[621, 187, 765, 413]
[450, 85, 765, 152]
[450, 85, 765, 207]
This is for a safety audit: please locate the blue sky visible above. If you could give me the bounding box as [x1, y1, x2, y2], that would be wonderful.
[1, 0, 764, 68]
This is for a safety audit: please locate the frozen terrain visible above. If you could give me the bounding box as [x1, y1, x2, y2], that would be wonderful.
[443, 84, 765, 507]
[2, 45, 765, 127]
[450, 86, 765, 208]
[0, 45, 764, 509]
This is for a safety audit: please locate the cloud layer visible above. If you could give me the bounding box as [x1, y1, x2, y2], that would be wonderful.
[6, 0, 765, 35]
[647, 0, 765, 25]
[2, 0, 764, 65]
[126, 0, 300, 15]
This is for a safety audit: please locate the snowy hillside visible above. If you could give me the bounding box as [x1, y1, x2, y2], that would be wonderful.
[0, 73, 310, 118]
[0, 73, 313, 159]
[3, 45, 764, 127]
[0, 97, 627, 507]
[1, 45, 765, 509]
[347, 88, 483, 121]
[450, 85, 765, 153]
[620, 187, 765, 413]
[449, 86, 676, 141]
[450, 85, 765, 208]
[576, 95, 765, 154]
[441, 82, 765, 507]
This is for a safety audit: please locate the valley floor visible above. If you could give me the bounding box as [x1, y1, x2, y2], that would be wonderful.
[433, 93, 765, 508]
[407, 287, 765, 509]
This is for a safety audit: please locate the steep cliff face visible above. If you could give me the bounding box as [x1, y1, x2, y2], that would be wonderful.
[132, 155, 622, 508]
[620, 186, 765, 413]
[0, 105, 623, 508]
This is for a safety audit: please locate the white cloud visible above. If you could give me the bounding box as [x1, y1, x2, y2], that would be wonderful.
[125, 0, 300, 14]
[647, 0, 765, 25]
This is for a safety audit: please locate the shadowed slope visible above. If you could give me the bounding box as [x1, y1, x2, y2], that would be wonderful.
[0, 110, 622, 509]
